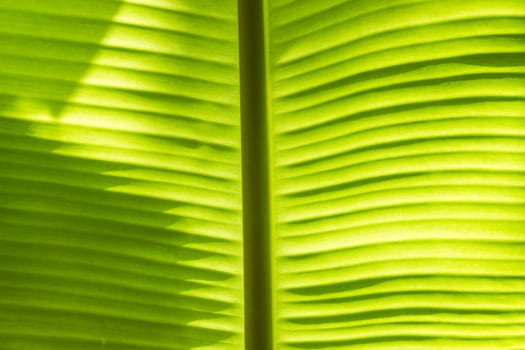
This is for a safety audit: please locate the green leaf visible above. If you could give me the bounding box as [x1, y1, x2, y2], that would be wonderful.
[270, 0, 525, 348]
[1, 0, 525, 349]
[0, 0, 243, 349]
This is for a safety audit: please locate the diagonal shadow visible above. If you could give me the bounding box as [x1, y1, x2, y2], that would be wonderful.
[0, 1, 241, 348]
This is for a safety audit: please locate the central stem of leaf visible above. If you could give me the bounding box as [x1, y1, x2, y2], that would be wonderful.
[238, 0, 274, 348]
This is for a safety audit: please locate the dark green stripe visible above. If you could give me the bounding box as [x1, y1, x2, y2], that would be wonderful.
[238, 0, 273, 348]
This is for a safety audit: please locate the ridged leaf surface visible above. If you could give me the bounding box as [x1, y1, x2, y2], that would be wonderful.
[0, 0, 243, 349]
[1, 0, 525, 349]
[269, 0, 525, 348]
